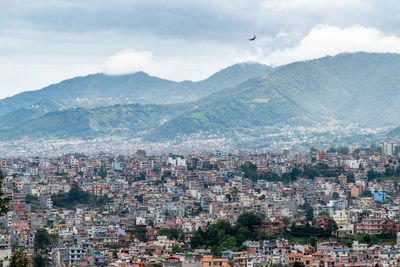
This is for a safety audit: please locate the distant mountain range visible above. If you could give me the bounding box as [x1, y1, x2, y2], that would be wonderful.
[2, 52, 400, 143]
[0, 62, 272, 116]
[148, 52, 400, 141]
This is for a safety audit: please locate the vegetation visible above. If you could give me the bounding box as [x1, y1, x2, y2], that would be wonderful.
[301, 164, 345, 180]
[33, 255, 46, 267]
[33, 229, 58, 267]
[240, 162, 346, 183]
[148, 53, 400, 141]
[8, 248, 30, 267]
[157, 228, 184, 241]
[34, 229, 58, 252]
[191, 212, 263, 256]
[240, 162, 294, 183]
[130, 226, 148, 242]
[26, 195, 40, 212]
[135, 150, 147, 157]
[52, 184, 110, 209]
[288, 222, 336, 239]
[0, 63, 273, 140]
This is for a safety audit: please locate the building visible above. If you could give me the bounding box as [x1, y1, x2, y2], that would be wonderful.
[373, 192, 387, 202]
[256, 220, 284, 237]
[382, 141, 395, 155]
[351, 186, 360, 198]
[356, 218, 386, 234]
[168, 155, 187, 168]
[201, 255, 229, 267]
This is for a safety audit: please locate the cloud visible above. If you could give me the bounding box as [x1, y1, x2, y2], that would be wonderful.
[105, 49, 155, 75]
[261, 25, 400, 65]
[261, 0, 367, 12]
[2, 0, 400, 99]
[103, 47, 233, 82]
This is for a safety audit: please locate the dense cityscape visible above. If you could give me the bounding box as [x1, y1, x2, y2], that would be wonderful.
[0, 141, 399, 266]
[4, 1, 400, 266]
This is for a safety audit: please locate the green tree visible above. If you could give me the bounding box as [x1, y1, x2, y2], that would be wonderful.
[221, 236, 237, 250]
[301, 202, 314, 221]
[327, 218, 338, 236]
[290, 168, 300, 181]
[360, 233, 371, 244]
[33, 254, 46, 267]
[236, 211, 263, 231]
[236, 227, 250, 245]
[310, 237, 317, 248]
[338, 146, 349, 155]
[191, 227, 205, 249]
[34, 229, 51, 252]
[9, 248, 29, 267]
[282, 217, 290, 227]
[131, 226, 148, 242]
[157, 228, 183, 241]
[135, 150, 146, 157]
[332, 192, 340, 200]
[240, 162, 259, 181]
[327, 147, 337, 153]
[172, 244, 182, 253]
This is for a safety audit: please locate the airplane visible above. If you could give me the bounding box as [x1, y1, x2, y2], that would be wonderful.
[249, 35, 256, 41]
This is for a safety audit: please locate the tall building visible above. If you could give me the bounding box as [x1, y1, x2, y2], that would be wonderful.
[382, 141, 395, 155]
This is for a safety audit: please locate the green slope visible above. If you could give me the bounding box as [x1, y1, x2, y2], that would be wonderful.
[146, 52, 400, 141]
[0, 103, 191, 139]
[3, 52, 400, 142]
[145, 76, 327, 141]
[0, 62, 273, 116]
[0, 98, 67, 129]
[270, 52, 400, 125]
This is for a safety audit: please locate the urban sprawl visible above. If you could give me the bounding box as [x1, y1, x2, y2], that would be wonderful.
[1, 142, 400, 266]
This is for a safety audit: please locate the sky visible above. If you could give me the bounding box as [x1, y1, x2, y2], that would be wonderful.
[1, 0, 400, 99]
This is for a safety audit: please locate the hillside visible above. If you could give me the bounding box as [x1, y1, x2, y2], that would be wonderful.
[0, 62, 273, 117]
[146, 52, 400, 141]
[0, 103, 191, 139]
[2, 52, 400, 143]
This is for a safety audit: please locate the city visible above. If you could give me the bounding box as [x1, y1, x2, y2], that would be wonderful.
[0, 142, 400, 266]
[3, 1, 400, 266]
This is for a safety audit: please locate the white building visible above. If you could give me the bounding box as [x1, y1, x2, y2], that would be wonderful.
[382, 141, 395, 155]
[168, 155, 187, 167]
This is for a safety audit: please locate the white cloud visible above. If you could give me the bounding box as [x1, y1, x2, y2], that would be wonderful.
[261, 25, 400, 66]
[104, 25, 400, 81]
[105, 49, 155, 75]
[104, 44, 239, 81]
[261, 0, 367, 11]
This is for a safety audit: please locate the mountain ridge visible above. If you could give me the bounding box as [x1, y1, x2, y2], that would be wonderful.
[0, 62, 273, 117]
[2, 52, 400, 144]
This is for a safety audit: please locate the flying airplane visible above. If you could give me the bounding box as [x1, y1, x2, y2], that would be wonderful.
[249, 35, 256, 41]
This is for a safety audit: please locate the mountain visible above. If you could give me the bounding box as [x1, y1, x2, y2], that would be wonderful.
[145, 75, 327, 141]
[269, 52, 400, 126]
[0, 62, 273, 117]
[146, 52, 400, 141]
[0, 103, 191, 139]
[0, 98, 67, 130]
[3, 52, 400, 144]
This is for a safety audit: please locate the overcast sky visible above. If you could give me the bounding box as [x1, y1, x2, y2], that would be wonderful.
[1, 0, 400, 99]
